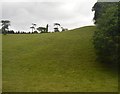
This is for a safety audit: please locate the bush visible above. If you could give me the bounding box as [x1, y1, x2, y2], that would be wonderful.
[93, 2, 119, 64]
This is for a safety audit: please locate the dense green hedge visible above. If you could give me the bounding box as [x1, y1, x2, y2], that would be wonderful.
[92, 2, 119, 63]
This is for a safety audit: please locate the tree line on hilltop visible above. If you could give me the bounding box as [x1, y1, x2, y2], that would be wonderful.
[0, 21, 68, 35]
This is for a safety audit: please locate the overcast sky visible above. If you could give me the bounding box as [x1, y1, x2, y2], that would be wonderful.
[0, 0, 97, 32]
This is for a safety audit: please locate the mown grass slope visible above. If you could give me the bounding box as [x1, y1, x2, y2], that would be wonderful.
[2, 26, 118, 92]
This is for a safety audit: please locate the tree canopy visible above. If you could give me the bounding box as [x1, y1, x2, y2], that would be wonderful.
[92, 2, 119, 64]
[1, 20, 10, 35]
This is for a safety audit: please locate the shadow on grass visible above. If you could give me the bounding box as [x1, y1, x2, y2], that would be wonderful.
[96, 58, 118, 75]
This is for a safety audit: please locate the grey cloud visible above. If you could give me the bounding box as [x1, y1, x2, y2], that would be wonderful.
[1, 1, 96, 32]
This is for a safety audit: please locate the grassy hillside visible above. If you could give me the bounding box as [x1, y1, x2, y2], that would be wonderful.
[2, 26, 118, 92]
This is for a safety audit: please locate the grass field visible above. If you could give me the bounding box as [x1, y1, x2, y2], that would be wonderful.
[2, 26, 118, 92]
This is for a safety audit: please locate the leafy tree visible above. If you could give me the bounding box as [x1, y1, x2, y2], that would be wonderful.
[92, 2, 103, 24]
[34, 31, 38, 34]
[92, 2, 119, 63]
[8, 30, 14, 34]
[54, 27, 59, 32]
[30, 23, 36, 32]
[37, 27, 46, 33]
[30, 26, 35, 32]
[1, 20, 10, 35]
[61, 27, 68, 31]
[54, 23, 60, 32]
[92, 2, 117, 24]
[54, 23, 60, 26]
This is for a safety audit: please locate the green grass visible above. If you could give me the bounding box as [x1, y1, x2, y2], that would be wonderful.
[2, 26, 118, 92]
